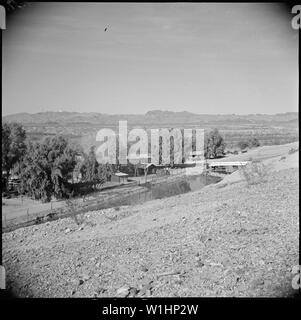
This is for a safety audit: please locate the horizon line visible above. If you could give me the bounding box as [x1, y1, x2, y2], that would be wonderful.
[2, 110, 298, 117]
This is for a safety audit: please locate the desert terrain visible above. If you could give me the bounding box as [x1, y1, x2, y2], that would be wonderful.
[2, 143, 299, 297]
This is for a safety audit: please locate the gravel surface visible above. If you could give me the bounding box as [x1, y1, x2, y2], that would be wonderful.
[2, 168, 299, 297]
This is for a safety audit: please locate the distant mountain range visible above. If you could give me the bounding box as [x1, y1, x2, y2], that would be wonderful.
[2, 110, 298, 150]
[2, 110, 298, 126]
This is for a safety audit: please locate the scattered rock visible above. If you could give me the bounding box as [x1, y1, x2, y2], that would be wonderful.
[65, 228, 71, 234]
[128, 287, 139, 297]
[116, 285, 130, 297]
[138, 281, 153, 296]
[251, 279, 265, 288]
[196, 260, 205, 268]
[94, 288, 107, 296]
[82, 274, 90, 281]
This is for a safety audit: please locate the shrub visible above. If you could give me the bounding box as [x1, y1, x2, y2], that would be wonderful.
[65, 197, 86, 226]
[237, 138, 260, 151]
[288, 147, 298, 155]
[205, 129, 226, 159]
[248, 138, 260, 148]
[239, 160, 270, 186]
[237, 141, 249, 151]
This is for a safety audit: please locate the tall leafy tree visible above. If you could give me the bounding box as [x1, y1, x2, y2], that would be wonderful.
[3, 0, 26, 14]
[205, 129, 226, 159]
[2, 122, 27, 188]
[17, 136, 78, 202]
[78, 146, 113, 182]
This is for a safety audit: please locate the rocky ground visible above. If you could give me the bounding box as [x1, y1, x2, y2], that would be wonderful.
[2, 168, 299, 297]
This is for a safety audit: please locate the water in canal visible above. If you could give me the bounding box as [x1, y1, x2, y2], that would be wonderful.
[100, 174, 222, 209]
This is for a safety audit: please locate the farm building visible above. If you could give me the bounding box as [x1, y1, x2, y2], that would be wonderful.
[127, 153, 156, 176]
[136, 163, 157, 175]
[111, 172, 129, 184]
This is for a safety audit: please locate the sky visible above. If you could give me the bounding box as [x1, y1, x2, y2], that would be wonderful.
[2, 2, 299, 116]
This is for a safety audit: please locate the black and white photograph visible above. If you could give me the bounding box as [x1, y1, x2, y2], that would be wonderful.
[1, 1, 299, 302]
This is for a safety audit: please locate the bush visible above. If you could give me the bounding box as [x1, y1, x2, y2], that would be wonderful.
[65, 197, 86, 226]
[288, 147, 298, 155]
[248, 138, 260, 148]
[237, 138, 260, 151]
[17, 136, 78, 202]
[205, 129, 226, 159]
[237, 141, 249, 151]
[239, 160, 270, 186]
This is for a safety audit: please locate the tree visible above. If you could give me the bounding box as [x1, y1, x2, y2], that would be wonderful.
[4, 0, 26, 14]
[237, 138, 260, 150]
[2, 122, 27, 189]
[17, 135, 78, 202]
[78, 146, 113, 182]
[205, 129, 226, 159]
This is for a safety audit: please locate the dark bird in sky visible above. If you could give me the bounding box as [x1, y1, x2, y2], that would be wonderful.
[104, 27, 108, 32]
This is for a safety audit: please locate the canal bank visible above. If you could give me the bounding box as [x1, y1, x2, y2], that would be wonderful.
[3, 173, 222, 232]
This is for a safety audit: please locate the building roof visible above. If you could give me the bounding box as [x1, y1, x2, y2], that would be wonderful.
[127, 153, 150, 160]
[137, 163, 156, 169]
[114, 172, 129, 177]
[209, 161, 250, 167]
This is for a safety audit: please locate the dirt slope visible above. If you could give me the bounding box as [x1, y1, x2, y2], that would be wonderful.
[2, 166, 299, 297]
[217, 147, 298, 187]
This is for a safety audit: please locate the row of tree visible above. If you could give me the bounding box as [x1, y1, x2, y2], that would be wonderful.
[155, 128, 226, 164]
[2, 123, 231, 201]
[2, 123, 114, 202]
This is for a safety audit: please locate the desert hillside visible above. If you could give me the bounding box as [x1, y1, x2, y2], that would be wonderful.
[2, 150, 299, 297]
